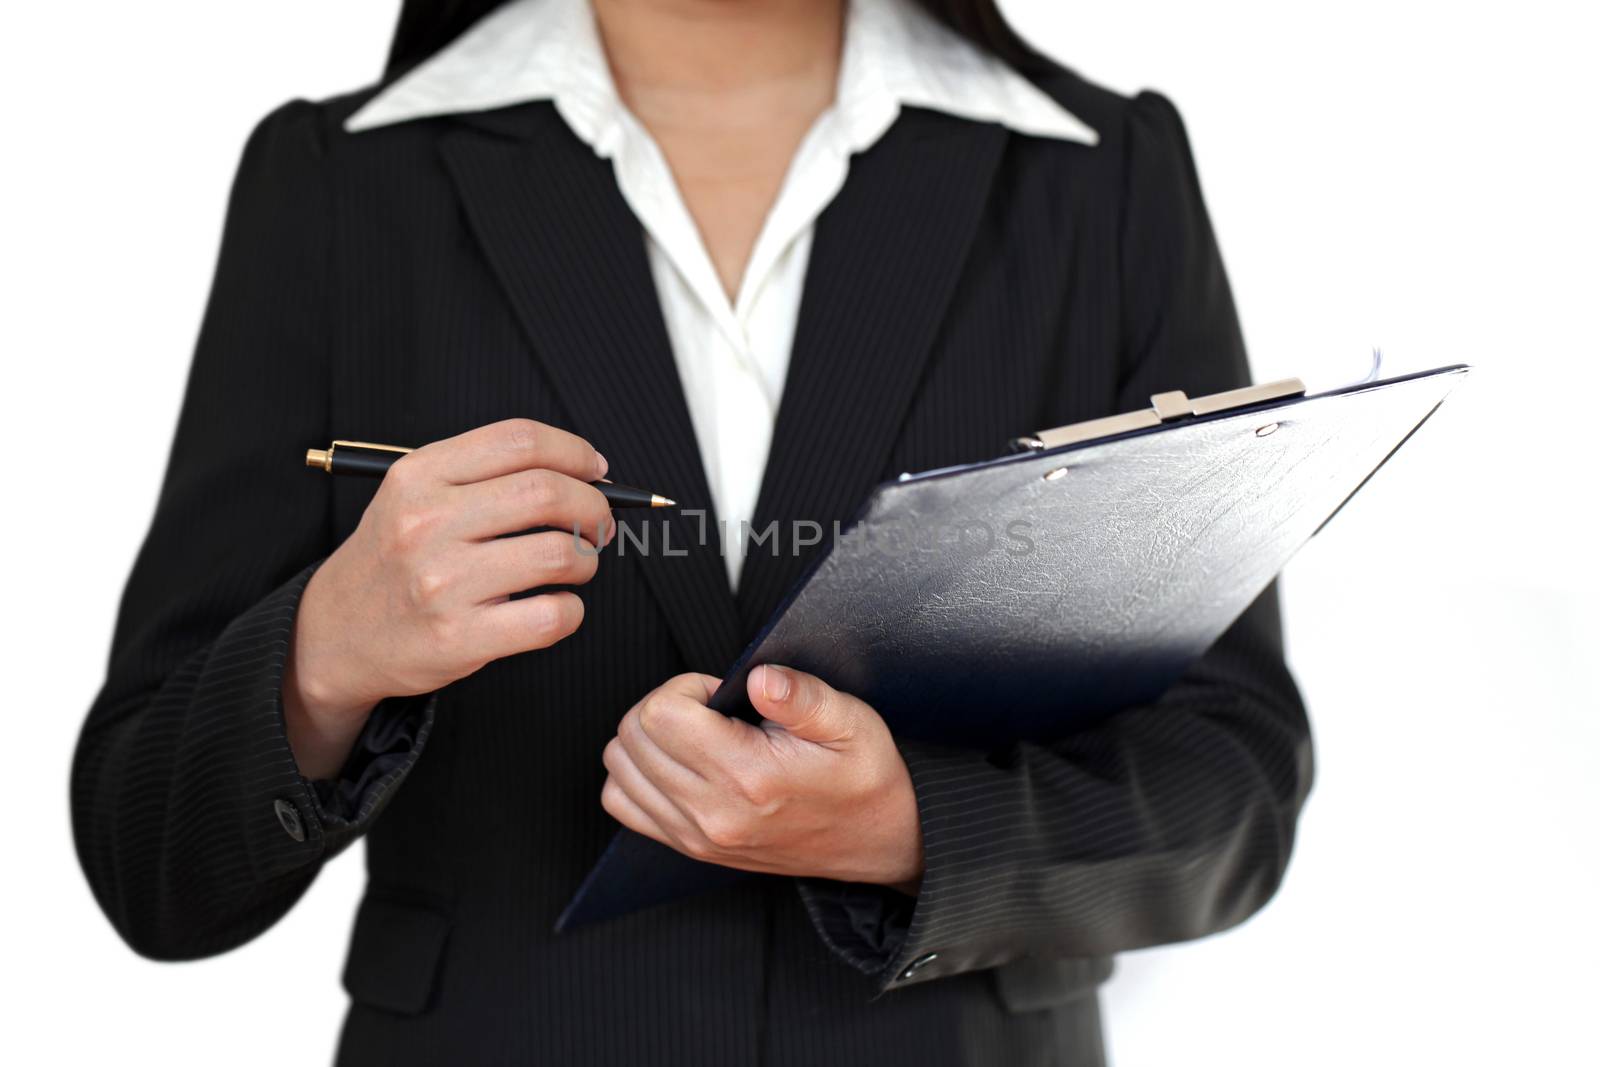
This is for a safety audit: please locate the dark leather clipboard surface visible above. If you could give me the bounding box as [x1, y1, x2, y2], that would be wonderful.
[557, 364, 1469, 932]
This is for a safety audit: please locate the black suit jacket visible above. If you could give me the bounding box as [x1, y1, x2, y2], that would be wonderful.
[72, 63, 1312, 1066]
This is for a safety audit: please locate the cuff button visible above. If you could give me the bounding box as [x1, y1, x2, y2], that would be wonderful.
[898, 952, 939, 981]
[273, 798, 306, 842]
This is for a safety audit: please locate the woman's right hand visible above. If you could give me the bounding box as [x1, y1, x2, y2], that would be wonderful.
[283, 419, 615, 779]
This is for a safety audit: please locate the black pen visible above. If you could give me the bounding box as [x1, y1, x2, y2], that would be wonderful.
[304, 440, 676, 508]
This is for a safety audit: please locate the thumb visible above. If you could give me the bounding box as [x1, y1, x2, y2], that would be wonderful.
[748, 665, 865, 746]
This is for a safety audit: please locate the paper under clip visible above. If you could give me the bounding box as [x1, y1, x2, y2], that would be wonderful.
[1012, 378, 1307, 452]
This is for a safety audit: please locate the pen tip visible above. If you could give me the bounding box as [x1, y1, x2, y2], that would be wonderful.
[652, 495, 676, 508]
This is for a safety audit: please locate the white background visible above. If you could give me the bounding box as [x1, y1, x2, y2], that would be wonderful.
[3, 1, 1595, 1063]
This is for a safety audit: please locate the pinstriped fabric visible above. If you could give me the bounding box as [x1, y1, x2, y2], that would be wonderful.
[74, 103, 364, 960]
[71, 64, 1310, 1067]
[72, 103, 437, 962]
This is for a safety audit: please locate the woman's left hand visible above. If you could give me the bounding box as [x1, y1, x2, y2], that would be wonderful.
[601, 666, 924, 892]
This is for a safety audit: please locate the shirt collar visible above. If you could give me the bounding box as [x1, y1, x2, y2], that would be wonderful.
[346, 0, 1097, 149]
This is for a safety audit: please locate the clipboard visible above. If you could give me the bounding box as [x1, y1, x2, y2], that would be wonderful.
[557, 363, 1470, 931]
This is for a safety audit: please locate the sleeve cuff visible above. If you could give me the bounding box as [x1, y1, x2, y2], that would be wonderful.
[794, 877, 914, 977]
[207, 562, 434, 882]
[797, 739, 1030, 992]
[307, 691, 436, 857]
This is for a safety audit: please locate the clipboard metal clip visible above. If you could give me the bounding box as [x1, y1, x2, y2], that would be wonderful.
[1012, 378, 1307, 452]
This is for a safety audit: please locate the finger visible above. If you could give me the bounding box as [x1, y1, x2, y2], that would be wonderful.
[410, 418, 607, 486]
[601, 776, 671, 845]
[451, 469, 614, 542]
[747, 665, 867, 747]
[653, 673, 723, 704]
[470, 590, 585, 661]
[633, 686, 754, 774]
[454, 530, 600, 603]
[602, 737, 701, 843]
[617, 705, 708, 791]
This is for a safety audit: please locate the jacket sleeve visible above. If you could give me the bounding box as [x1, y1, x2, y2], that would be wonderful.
[70, 100, 433, 961]
[797, 91, 1314, 991]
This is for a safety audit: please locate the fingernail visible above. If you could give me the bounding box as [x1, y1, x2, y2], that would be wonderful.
[594, 452, 609, 478]
[761, 665, 791, 703]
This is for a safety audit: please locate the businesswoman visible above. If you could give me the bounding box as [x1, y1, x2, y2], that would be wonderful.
[72, 0, 1312, 1063]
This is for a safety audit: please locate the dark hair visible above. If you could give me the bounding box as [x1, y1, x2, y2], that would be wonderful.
[385, 0, 1043, 80]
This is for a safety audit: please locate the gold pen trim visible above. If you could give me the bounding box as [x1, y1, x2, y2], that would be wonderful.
[306, 440, 415, 472]
[331, 440, 415, 454]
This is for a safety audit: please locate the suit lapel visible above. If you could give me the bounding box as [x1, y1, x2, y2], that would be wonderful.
[440, 104, 1009, 662]
[735, 112, 1010, 632]
[439, 105, 744, 673]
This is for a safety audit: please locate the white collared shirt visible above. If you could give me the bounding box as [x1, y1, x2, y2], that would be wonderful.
[349, 0, 1095, 588]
